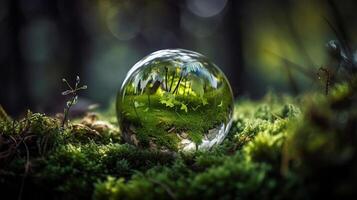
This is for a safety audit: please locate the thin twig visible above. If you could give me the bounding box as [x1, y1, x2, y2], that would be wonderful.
[18, 139, 30, 200]
[317, 67, 331, 95]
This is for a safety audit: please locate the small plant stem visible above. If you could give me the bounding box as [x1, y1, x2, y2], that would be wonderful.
[63, 79, 73, 91]
[61, 92, 77, 128]
[169, 70, 176, 92]
[61, 77, 86, 128]
[165, 67, 169, 91]
[172, 72, 183, 94]
[61, 109, 68, 128]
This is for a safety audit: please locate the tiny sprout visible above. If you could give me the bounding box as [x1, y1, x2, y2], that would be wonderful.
[61, 76, 87, 128]
[79, 85, 87, 90]
[66, 101, 72, 108]
[61, 90, 72, 96]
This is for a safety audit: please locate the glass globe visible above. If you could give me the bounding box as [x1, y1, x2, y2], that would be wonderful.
[116, 49, 234, 152]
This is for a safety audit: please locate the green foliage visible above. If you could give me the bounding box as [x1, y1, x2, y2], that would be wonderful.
[1, 79, 357, 199]
[159, 92, 180, 108]
[159, 92, 205, 113]
[285, 78, 357, 199]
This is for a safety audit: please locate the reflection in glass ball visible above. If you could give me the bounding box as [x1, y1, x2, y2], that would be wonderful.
[116, 49, 234, 152]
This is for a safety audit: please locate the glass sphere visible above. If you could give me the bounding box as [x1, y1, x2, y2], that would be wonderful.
[116, 49, 234, 152]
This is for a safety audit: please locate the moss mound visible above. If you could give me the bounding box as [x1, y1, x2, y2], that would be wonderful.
[1, 79, 357, 199]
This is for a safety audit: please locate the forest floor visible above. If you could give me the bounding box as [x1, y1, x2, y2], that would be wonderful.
[0, 78, 356, 199]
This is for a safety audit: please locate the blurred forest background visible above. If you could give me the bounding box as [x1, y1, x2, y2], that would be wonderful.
[0, 0, 356, 116]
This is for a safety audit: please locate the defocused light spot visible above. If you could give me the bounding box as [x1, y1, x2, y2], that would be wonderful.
[20, 19, 58, 63]
[86, 44, 140, 103]
[20, 19, 59, 105]
[142, 28, 179, 47]
[106, 7, 141, 41]
[181, 11, 221, 38]
[187, 0, 227, 18]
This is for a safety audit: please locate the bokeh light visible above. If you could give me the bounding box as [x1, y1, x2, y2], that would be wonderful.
[187, 0, 228, 18]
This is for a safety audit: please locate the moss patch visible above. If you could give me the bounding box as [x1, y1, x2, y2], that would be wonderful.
[1, 78, 357, 199]
[118, 86, 232, 151]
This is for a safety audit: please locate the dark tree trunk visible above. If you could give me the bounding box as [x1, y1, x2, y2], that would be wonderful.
[0, 0, 32, 116]
[224, 0, 246, 97]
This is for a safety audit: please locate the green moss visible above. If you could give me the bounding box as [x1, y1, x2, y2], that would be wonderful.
[1, 79, 356, 199]
[39, 142, 175, 198]
[92, 95, 304, 200]
[117, 85, 233, 151]
[285, 78, 357, 199]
